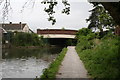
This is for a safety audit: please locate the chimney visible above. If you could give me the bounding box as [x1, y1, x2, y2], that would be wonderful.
[10, 22, 12, 24]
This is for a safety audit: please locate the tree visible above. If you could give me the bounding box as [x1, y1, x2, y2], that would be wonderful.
[87, 2, 120, 26]
[100, 2, 120, 35]
[12, 32, 42, 46]
[75, 28, 96, 44]
[86, 4, 116, 32]
[76, 28, 92, 40]
[100, 2, 120, 26]
[62, 27, 65, 30]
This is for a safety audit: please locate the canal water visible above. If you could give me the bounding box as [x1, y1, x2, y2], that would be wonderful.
[1, 46, 63, 78]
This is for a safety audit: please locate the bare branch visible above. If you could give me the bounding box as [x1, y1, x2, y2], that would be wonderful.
[0, 0, 4, 5]
[20, 0, 36, 13]
[1, 0, 12, 22]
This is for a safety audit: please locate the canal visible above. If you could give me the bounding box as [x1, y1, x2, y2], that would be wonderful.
[1, 46, 63, 78]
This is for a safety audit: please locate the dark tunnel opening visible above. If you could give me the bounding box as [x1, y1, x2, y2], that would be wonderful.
[43, 38, 77, 46]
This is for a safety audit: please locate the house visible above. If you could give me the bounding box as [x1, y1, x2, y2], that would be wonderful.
[1, 22, 33, 33]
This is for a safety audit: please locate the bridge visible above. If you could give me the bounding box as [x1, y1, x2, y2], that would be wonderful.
[37, 29, 78, 39]
[37, 29, 78, 46]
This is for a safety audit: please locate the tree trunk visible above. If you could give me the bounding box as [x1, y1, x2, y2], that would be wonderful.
[115, 25, 120, 36]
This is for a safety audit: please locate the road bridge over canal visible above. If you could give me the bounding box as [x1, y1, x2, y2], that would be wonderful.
[37, 29, 78, 39]
[37, 29, 78, 45]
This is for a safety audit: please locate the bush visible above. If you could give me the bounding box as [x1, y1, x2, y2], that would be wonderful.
[12, 32, 43, 46]
[76, 28, 92, 40]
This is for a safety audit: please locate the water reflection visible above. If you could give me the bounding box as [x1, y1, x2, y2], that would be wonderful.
[2, 46, 63, 78]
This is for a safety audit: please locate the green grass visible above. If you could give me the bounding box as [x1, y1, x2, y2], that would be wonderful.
[39, 48, 68, 79]
[76, 35, 120, 79]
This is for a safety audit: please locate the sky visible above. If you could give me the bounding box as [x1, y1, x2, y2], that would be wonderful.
[0, 0, 93, 32]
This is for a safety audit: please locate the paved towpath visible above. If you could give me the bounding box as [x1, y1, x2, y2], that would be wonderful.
[56, 46, 88, 78]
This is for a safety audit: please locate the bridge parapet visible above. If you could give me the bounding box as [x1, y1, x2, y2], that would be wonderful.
[37, 29, 78, 35]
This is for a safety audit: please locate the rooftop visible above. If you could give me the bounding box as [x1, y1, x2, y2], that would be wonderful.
[1, 22, 26, 30]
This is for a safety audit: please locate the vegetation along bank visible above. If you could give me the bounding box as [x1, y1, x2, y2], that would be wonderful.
[76, 28, 120, 79]
[36, 48, 68, 79]
[2, 32, 50, 48]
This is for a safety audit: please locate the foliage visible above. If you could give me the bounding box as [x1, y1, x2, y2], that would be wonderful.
[12, 32, 43, 46]
[76, 28, 92, 39]
[86, 4, 116, 32]
[75, 28, 96, 43]
[41, 0, 70, 25]
[61, 27, 65, 30]
[2, 35, 5, 44]
[2, 32, 14, 44]
[100, 2, 120, 26]
[66, 39, 76, 46]
[41, 1, 120, 26]
[40, 48, 67, 79]
[77, 28, 92, 36]
[75, 28, 120, 79]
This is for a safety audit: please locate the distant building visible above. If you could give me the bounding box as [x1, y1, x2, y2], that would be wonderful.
[1, 22, 33, 33]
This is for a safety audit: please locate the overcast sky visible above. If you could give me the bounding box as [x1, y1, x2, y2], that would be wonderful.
[0, 0, 93, 32]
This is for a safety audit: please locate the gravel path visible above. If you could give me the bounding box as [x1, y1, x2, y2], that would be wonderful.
[56, 46, 88, 78]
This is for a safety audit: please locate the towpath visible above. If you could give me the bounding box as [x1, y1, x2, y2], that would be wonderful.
[56, 46, 88, 78]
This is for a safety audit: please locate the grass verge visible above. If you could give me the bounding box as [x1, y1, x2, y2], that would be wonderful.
[76, 35, 120, 79]
[39, 48, 67, 79]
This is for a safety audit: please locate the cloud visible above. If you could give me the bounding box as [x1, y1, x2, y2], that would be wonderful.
[1, 0, 93, 32]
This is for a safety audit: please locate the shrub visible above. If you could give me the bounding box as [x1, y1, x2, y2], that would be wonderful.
[12, 32, 44, 46]
[76, 28, 92, 40]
